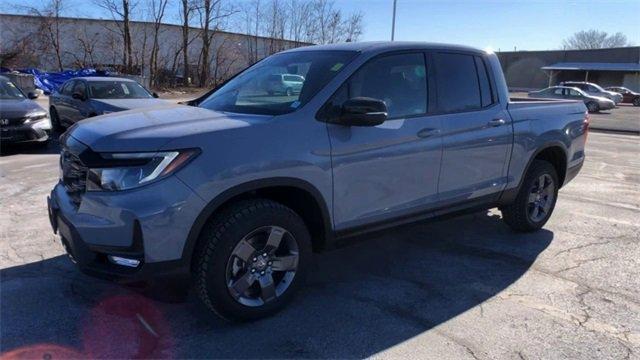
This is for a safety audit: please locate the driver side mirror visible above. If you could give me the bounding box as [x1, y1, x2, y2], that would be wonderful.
[72, 92, 86, 101]
[339, 97, 388, 126]
[152, 92, 159, 98]
[27, 91, 39, 99]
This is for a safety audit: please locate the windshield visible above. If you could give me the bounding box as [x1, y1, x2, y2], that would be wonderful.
[199, 50, 357, 115]
[590, 83, 606, 92]
[88, 81, 152, 99]
[0, 78, 26, 100]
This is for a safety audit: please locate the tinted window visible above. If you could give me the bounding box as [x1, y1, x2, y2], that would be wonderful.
[62, 81, 75, 95]
[568, 89, 582, 97]
[553, 88, 563, 95]
[0, 78, 26, 99]
[474, 56, 493, 107]
[200, 51, 356, 116]
[344, 53, 427, 118]
[73, 81, 86, 96]
[88, 81, 152, 99]
[434, 53, 481, 112]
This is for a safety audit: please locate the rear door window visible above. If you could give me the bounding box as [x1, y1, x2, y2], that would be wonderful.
[434, 52, 481, 113]
[474, 56, 494, 107]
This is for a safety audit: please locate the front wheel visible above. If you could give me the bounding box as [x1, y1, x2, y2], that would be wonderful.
[194, 199, 312, 321]
[50, 107, 64, 132]
[501, 160, 559, 232]
[633, 97, 640, 106]
[586, 101, 599, 113]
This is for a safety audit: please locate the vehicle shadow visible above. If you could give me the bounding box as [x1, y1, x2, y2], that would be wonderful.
[0, 211, 552, 358]
[0, 131, 62, 156]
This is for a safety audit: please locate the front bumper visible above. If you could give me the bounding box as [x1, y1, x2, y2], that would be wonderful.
[0, 122, 50, 144]
[48, 176, 206, 282]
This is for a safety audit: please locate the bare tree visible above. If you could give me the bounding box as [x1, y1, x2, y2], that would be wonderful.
[147, 0, 169, 86]
[180, 0, 198, 84]
[239, 0, 261, 64]
[68, 25, 100, 68]
[562, 30, 632, 50]
[286, 0, 311, 45]
[195, 0, 235, 86]
[343, 12, 363, 42]
[95, 0, 137, 73]
[22, 0, 65, 70]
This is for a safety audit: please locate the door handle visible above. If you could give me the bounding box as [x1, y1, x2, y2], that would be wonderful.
[487, 118, 506, 127]
[417, 128, 440, 138]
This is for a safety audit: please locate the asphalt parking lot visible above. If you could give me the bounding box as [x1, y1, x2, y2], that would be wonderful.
[1, 112, 639, 358]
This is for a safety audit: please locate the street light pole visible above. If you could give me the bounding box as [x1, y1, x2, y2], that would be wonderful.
[391, 0, 397, 41]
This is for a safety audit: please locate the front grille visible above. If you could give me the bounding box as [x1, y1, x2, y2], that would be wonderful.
[61, 148, 88, 207]
[0, 116, 27, 126]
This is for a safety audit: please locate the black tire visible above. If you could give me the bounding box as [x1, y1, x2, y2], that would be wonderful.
[501, 160, 559, 232]
[50, 107, 64, 132]
[194, 199, 312, 321]
[633, 97, 640, 107]
[586, 101, 599, 113]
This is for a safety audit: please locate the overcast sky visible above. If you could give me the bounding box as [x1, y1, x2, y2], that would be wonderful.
[4, 0, 640, 51]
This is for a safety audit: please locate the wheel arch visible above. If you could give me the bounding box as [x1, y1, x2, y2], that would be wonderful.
[182, 177, 333, 271]
[501, 142, 568, 205]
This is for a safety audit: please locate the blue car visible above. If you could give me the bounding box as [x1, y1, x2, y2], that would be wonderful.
[49, 77, 169, 130]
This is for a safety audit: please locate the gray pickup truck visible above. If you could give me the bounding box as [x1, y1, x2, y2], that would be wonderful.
[48, 42, 588, 321]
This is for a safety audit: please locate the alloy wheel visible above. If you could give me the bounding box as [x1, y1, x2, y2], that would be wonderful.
[225, 226, 299, 307]
[527, 174, 555, 222]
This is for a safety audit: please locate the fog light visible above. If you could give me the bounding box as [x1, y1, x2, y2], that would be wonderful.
[108, 255, 141, 268]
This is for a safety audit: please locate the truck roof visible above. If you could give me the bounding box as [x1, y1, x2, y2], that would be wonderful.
[281, 41, 489, 55]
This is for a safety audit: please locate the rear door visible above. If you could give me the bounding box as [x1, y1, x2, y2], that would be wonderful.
[434, 52, 512, 204]
[326, 52, 443, 230]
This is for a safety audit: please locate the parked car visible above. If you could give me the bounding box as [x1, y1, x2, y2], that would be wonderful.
[528, 86, 615, 112]
[0, 75, 51, 145]
[560, 81, 623, 104]
[48, 42, 588, 321]
[604, 86, 640, 106]
[49, 77, 169, 130]
[266, 73, 305, 96]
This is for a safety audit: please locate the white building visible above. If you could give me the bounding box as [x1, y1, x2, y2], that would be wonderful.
[0, 13, 308, 85]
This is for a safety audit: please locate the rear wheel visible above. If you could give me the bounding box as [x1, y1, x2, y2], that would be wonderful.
[586, 101, 599, 113]
[633, 97, 640, 106]
[501, 160, 559, 232]
[194, 199, 311, 321]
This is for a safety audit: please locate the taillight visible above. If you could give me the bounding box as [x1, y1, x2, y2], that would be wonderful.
[583, 111, 590, 143]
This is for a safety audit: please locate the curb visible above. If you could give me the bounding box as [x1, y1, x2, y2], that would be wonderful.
[589, 127, 640, 136]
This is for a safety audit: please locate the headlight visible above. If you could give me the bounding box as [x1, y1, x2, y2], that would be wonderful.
[25, 113, 51, 130]
[86, 149, 199, 191]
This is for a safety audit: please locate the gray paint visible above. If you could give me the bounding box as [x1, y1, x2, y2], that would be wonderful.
[50, 42, 587, 266]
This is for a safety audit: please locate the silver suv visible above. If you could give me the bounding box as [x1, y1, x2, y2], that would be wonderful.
[266, 73, 305, 96]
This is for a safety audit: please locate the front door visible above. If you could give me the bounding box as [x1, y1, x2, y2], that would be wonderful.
[326, 52, 443, 231]
[433, 52, 512, 204]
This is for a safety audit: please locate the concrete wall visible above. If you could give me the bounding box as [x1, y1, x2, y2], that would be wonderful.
[0, 14, 309, 85]
[497, 47, 640, 91]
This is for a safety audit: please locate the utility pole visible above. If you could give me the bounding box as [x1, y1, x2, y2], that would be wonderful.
[391, 0, 397, 41]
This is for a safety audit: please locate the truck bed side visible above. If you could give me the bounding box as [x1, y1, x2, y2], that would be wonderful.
[504, 98, 588, 194]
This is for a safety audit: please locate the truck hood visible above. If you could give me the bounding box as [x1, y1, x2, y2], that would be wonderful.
[69, 104, 270, 152]
[0, 99, 46, 118]
[90, 98, 171, 112]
